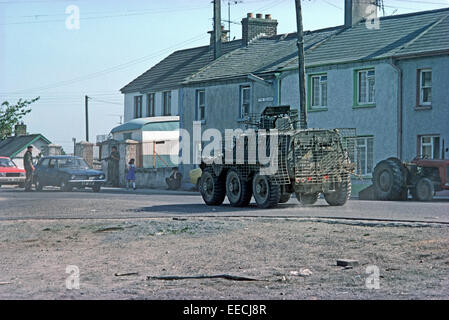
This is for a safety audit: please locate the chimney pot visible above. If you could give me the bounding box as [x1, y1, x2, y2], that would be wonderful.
[256, 13, 263, 19]
[247, 13, 254, 18]
[265, 14, 272, 20]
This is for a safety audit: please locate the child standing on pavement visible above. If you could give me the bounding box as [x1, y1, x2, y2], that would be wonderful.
[126, 158, 136, 190]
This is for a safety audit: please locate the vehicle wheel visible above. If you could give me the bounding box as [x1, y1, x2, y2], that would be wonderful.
[195, 178, 201, 192]
[372, 159, 405, 200]
[297, 192, 320, 206]
[200, 167, 226, 206]
[59, 180, 72, 192]
[35, 178, 43, 192]
[92, 185, 101, 193]
[412, 177, 434, 202]
[226, 169, 252, 207]
[252, 173, 280, 209]
[324, 178, 351, 206]
[278, 185, 291, 203]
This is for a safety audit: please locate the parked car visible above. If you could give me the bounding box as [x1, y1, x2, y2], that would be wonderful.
[0, 157, 26, 188]
[33, 156, 106, 192]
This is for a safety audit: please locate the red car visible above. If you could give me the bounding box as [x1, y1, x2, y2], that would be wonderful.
[0, 157, 26, 188]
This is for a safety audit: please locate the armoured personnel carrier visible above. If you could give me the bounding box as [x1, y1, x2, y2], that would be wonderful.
[199, 106, 355, 208]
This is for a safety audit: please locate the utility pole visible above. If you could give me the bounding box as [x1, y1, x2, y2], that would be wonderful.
[295, 0, 307, 129]
[85, 95, 89, 142]
[213, 0, 222, 60]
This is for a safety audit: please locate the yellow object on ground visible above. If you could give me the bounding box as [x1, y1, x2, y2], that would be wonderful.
[189, 168, 202, 186]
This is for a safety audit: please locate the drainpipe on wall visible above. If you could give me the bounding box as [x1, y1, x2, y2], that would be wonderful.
[389, 57, 403, 160]
[274, 73, 281, 106]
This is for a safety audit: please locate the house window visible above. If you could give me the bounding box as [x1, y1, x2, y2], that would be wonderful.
[147, 93, 155, 117]
[347, 136, 374, 175]
[419, 69, 432, 106]
[240, 86, 251, 117]
[419, 135, 440, 159]
[357, 69, 375, 105]
[163, 91, 171, 116]
[134, 95, 143, 118]
[197, 90, 206, 121]
[310, 74, 328, 109]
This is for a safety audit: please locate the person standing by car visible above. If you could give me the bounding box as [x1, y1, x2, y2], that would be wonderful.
[23, 145, 34, 191]
[108, 146, 120, 187]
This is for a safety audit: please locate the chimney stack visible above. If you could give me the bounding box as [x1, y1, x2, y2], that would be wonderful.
[14, 123, 27, 136]
[208, 25, 229, 47]
[241, 13, 278, 46]
[345, 0, 378, 27]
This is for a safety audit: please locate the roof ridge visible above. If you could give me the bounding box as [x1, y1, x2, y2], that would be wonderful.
[378, 6, 449, 22]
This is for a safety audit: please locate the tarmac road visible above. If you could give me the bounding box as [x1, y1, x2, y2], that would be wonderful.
[0, 187, 448, 224]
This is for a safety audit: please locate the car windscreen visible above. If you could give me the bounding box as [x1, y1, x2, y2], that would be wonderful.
[57, 158, 90, 169]
[0, 158, 16, 168]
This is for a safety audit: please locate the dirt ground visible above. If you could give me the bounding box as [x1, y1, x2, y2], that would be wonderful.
[0, 217, 448, 300]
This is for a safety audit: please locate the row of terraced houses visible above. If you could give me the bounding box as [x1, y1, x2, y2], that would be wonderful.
[118, 1, 449, 183]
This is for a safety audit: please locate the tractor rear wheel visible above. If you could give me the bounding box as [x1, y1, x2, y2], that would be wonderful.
[225, 169, 252, 207]
[411, 177, 434, 202]
[252, 174, 280, 209]
[372, 159, 405, 200]
[200, 168, 226, 206]
[324, 178, 351, 206]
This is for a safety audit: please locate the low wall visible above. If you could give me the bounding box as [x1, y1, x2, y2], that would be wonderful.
[133, 167, 174, 189]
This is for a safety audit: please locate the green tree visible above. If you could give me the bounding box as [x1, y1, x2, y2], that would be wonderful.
[0, 97, 39, 140]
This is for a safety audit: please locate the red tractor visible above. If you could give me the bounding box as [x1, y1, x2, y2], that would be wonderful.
[371, 157, 449, 201]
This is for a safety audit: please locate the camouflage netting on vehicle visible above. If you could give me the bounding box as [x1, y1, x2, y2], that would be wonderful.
[289, 129, 356, 184]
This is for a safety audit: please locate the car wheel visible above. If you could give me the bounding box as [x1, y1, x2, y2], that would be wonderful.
[92, 185, 101, 193]
[60, 180, 72, 192]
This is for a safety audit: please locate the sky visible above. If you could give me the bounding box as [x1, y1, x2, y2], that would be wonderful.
[1, 0, 448, 153]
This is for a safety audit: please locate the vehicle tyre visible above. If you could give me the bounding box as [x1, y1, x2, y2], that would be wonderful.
[195, 178, 201, 192]
[35, 178, 43, 192]
[279, 186, 291, 204]
[252, 173, 280, 209]
[92, 185, 101, 193]
[372, 159, 405, 200]
[226, 169, 252, 207]
[324, 178, 351, 206]
[296, 192, 320, 206]
[59, 180, 72, 192]
[200, 167, 226, 206]
[412, 177, 434, 202]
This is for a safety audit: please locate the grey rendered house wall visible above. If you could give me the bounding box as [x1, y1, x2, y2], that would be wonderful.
[398, 55, 449, 161]
[280, 60, 400, 175]
[181, 79, 276, 174]
[123, 90, 179, 123]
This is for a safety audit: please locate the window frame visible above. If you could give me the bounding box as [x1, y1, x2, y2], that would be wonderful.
[134, 95, 143, 119]
[239, 85, 251, 119]
[307, 73, 328, 112]
[146, 93, 155, 117]
[196, 89, 206, 122]
[418, 69, 432, 107]
[162, 91, 171, 116]
[346, 135, 374, 176]
[354, 68, 376, 108]
[418, 134, 440, 159]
